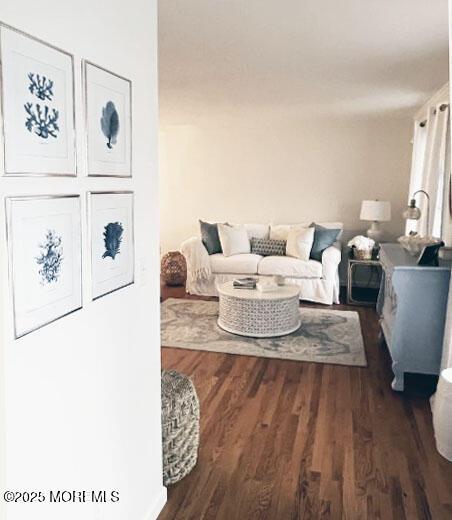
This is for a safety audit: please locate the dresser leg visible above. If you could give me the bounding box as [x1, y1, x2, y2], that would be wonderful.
[391, 362, 404, 391]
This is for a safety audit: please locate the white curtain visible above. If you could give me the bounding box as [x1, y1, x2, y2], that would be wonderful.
[406, 120, 428, 235]
[426, 105, 449, 237]
[430, 106, 452, 462]
[406, 104, 450, 237]
[441, 130, 452, 247]
[440, 276, 452, 371]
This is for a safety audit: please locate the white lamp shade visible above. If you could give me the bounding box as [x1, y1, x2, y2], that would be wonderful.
[360, 200, 391, 222]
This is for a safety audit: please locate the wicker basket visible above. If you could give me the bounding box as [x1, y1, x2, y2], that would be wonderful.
[161, 370, 200, 485]
[161, 251, 187, 286]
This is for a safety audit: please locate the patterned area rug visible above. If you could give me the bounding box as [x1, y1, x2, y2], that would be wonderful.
[161, 299, 367, 367]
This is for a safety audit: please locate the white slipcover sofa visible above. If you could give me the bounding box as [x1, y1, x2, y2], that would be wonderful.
[181, 222, 343, 305]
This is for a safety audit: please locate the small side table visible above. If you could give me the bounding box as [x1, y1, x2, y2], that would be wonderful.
[347, 258, 382, 306]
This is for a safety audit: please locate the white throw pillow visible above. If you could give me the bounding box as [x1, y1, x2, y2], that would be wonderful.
[218, 224, 251, 257]
[243, 223, 270, 240]
[286, 227, 315, 261]
[270, 223, 309, 241]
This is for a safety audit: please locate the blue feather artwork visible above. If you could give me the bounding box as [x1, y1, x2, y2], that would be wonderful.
[102, 222, 124, 260]
[100, 101, 120, 149]
[36, 229, 63, 285]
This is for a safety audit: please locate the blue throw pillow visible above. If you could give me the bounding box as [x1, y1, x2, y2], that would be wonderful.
[309, 223, 341, 261]
[199, 220, 223, 255]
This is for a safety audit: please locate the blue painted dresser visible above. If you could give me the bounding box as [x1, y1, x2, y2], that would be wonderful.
[376, 243, 451, 391]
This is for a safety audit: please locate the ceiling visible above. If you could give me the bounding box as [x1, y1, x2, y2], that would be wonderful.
[159, 0, 449, 123]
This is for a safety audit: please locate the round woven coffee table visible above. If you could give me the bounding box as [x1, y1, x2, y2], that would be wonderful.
[217, 281, 301, 338]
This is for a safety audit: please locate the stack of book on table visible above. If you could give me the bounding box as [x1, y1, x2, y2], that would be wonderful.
[233, 277, 257, 289]
[256, 280, 280, 293]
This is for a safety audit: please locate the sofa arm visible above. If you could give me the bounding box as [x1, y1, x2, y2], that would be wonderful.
[322, 241, 341, 280]
[181, 237, 212, 282]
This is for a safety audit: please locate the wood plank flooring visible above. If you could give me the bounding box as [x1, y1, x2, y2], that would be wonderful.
[158, 284, 452, 520]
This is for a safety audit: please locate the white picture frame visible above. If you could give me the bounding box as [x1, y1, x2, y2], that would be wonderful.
[0, 23, 76, 176]
[84, 61, 132, 177]
[89, 191, 134, 300]
[6, 195, 82, 339]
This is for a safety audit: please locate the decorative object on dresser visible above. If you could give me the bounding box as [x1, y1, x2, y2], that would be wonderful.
[217, 281, 301, 337]
[359, 200, 391, 242]
[161, 298, 367, 366]
[402, 189, 430, 232]
[347, 257, 382, 306]
[161, 251, 187, 286]
[417, 241, 445, 266]
[376, 243, 451, 391]
[180, 220, 343, 305]
[161, 370, 200, 486]
[398, 234, 443, 256]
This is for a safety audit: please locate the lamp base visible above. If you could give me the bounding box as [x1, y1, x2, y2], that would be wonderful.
[366, 221, 383, 242]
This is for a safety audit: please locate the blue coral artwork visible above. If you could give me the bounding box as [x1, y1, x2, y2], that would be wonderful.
[35, 229, 64, 285]
[28, 73, 54, 100]
[24, 72, 60, 139]
[102, 222, 124, 260]
[100, 101, 120, 149]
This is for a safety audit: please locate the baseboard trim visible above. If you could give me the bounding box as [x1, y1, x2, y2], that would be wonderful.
[144, 486, 167, 520]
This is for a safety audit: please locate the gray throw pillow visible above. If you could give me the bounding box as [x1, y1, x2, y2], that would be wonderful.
[199, 220, 223, 255]
[251, 237, 286, 256]
[309, 223, 341, 261]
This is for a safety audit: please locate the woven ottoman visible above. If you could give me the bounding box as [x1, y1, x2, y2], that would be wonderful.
[161, 370, 200, 485]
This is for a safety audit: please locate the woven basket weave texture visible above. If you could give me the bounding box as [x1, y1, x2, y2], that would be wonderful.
[162, 370, 200, 485]
[161, 251, 187, 286]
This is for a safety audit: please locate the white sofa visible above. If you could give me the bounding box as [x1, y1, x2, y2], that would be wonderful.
[181, 222, 343, 305]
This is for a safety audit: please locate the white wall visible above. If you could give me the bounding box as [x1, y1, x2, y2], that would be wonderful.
[160, 116, 412, 253]
[0, 2, 165, 520]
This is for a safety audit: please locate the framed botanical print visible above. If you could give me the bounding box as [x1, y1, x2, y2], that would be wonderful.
[0, 24, 76, 176]
[6, 195, 82, 338]
[84, 61, 132, 177]
[89, 191, 134, 300]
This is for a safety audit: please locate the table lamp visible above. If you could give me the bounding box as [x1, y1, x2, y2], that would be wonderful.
[360, 200, 391, 242]
[402, 189, 430, 236]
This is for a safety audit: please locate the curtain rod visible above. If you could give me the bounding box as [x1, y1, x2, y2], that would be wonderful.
[419, 103, 449, 126]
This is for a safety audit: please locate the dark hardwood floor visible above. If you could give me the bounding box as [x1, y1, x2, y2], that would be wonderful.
[158, 284, 452, 520]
